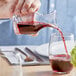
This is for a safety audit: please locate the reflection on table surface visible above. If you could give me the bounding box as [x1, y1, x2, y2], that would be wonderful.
[0, 56, 76, 76]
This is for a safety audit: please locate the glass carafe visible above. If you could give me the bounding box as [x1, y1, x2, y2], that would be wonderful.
[12, 10, 57, 35]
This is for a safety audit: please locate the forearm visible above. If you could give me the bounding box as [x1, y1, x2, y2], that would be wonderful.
[0, 0, 7, 6]
[0, 7, 8, 19]
[0, 0, 41, 19]
[0, 0, 11, 19]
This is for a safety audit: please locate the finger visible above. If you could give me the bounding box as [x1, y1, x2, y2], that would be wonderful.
[21, 0, 34, 15]
[31, 33, 39, 37]
[28, 5, 40, 13]
[14, 0, 25, 15]
[21, 13, 34, 22]
[28, 32, 39, 37]
[28, 0, 41, 13]
[23, 0, 34, 9]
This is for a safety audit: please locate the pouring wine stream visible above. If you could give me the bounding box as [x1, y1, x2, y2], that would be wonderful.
[13, 12, 69, 58]
[16, 22, 69, 58]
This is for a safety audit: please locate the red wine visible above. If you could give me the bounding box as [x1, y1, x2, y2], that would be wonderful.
[49, 54, 73, 74]
[14, 21, 69, 56]
[56, 28, 69, 57]
[16, 21, 52, 34]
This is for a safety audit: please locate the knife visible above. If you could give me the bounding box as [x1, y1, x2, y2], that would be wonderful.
[25, 47, 43, 62]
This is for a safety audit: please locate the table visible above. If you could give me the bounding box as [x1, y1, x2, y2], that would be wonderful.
[0, 56, 76, 76]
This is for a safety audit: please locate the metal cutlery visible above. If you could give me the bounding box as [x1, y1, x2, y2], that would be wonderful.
[25, 47, 43, 62]
[15, 48, 34, 62]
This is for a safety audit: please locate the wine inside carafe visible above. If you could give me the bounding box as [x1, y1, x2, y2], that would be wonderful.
[16, 21, 57, 34]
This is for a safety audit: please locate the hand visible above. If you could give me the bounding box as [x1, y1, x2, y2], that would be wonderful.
[0, 0, 41, 18]
[21, 0, 41, 15]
